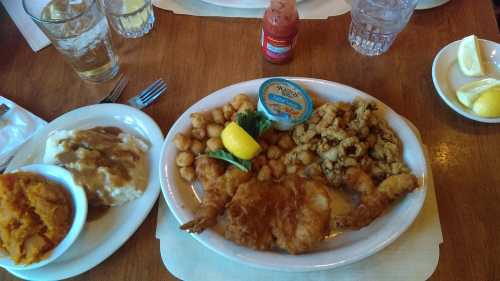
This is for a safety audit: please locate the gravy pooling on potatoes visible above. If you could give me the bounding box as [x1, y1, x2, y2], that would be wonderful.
[45, 126, 149, 207]
[56, 127, 138, 188]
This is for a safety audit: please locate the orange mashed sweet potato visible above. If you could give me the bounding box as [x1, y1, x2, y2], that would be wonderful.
[0, 172, 73, 265]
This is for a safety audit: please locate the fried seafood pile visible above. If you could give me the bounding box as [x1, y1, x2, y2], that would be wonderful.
[287, 100, 410, 187]
[174, 95, 419, 254]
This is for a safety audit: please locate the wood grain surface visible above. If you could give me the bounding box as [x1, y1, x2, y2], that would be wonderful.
[1, 0, 499, 280]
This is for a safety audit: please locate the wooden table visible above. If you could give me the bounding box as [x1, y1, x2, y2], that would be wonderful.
[1, 1, 499, 280]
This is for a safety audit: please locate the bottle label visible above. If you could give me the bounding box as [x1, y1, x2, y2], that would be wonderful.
[261, 28, 297, 61]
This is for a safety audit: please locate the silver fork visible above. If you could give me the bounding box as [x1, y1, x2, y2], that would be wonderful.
[99, 74, 128, 103]
[0, 103, 10, 118]
[128, 79, 167, 109]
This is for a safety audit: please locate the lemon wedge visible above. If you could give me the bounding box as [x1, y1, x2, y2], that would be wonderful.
[457, 35, 485, 77]
[221, 122, 261, 160]
[457, 78, 500, 107]
[472, 86, 500, 117]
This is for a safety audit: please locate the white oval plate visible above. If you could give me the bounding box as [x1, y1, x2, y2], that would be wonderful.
[199, 0, 303, 9]
[160, 77, 428, 272]
[0, 164, 87, 271]
[432, 39, 500, 123]
[415, 0, 450, 10]
[5, 104, 163, 281]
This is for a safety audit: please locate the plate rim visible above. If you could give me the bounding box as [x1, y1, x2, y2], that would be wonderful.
[415, 0, 450, 10]
[5, 103, 164, 280]
[431, 38, 500, 123]
[198, 0, 304, 9]
[159, 77, 428, 272]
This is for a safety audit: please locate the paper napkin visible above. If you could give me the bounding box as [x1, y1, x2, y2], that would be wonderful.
[0, 96, 46, 170]
[0, 0, 50, 52]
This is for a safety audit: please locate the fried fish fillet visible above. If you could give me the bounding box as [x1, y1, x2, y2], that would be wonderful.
[224, 176, 331, 254]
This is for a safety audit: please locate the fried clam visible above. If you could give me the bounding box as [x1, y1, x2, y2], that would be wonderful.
[331, 167, 418, 229]
[289, 99, 410, 187]
[224, 175, 331, 254]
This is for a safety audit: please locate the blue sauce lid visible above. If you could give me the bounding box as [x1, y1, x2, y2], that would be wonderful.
[258, 78, 313, 130]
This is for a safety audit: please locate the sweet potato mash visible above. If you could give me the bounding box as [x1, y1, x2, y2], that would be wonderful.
[0, 172, 73, 265]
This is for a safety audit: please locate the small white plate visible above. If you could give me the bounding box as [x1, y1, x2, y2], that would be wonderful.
[159, 77, 428, 271]
[199, 0, 303, 9]
[4, 104, 164, 281]
[0, 164, 87, 271]
[432, 39, 500, 123]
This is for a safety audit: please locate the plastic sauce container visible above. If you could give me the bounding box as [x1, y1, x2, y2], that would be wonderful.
[258, 78, 312, 130]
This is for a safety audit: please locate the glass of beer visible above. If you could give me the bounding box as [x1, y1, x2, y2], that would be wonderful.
[23, 0, 120, 82]
[102, 0, 155, 38]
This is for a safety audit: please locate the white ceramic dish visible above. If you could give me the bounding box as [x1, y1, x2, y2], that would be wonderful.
[160, 77, 428, 272]
[4, 104, 164, 281]
[432, 39, 500, 123]
[415, 0, 450, 10]
[199, 0, 303, 9]
[0, 164, 87, 271]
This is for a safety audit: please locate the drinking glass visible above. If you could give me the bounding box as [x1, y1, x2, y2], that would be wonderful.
[348, 0, 419, 56]
[23, 0, 120, 82]
[102, 0, 155, 38]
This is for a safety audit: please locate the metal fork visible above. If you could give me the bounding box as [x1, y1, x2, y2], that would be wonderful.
[99, 74, 128, 103]
[127, 79, 167, 109]
[0, 103, 10, 118]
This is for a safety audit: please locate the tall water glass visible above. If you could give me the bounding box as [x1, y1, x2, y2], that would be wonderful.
[348, 0, 419, 56]
[23, 0, 119, 82]
[102, 0, 155, 38]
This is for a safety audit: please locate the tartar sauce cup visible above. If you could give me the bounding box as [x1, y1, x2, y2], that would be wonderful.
[258, 78, 313, 130]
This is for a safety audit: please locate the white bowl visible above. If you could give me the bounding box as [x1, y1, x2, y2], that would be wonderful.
[0, 164, 87, 271]
[432, 38, 500, 123]
[159, 77, 428, 272]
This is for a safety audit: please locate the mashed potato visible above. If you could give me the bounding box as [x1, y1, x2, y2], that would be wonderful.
[43, 127, 149, 207]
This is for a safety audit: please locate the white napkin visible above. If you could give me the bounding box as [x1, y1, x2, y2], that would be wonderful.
[0, 97, 46, 171]
[153, 0, 351, 19]
[0, 0, 50, 52]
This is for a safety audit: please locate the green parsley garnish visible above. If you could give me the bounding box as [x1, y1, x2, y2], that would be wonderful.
[207, 149, 252, 172]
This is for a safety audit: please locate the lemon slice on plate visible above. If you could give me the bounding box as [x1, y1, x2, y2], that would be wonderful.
[457, 35, 485, 77]
[456, 78, 500, 107]
[221, 122, 261, 160]
[472, 87, 500, 117]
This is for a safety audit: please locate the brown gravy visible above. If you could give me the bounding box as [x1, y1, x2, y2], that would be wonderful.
[86, 205, 110, 222]
[55, 127, 142, 206]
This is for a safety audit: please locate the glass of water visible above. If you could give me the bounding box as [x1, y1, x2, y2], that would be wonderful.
[23, 0, 119, 82]
[348, 0, 419, 56]
[102, 0, 155, 38]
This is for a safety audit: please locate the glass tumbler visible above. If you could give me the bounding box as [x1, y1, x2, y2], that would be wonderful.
[102, 0, 155, 38]
[348, 0, 419, 56]
[23, 0, 120, 82]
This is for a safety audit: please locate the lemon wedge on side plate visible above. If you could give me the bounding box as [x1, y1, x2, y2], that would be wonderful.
[457, 35, 485, 77]
[457, 78, 500, 107]
[221, 122, 261, 160]
[472, 87, 500, 117]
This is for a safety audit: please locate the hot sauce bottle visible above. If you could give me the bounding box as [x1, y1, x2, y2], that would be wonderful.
[261, 0, 299, 64]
